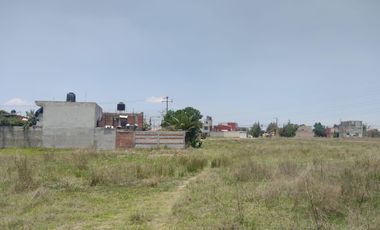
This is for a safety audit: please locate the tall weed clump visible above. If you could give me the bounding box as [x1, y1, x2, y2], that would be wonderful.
[177, 155, 208, 173]
[233, 160, 271, 182]
[14, 156, 35, 191]
[89, 154, 208, 187]
[71, 150, 99, 171]
[269, 157, 380, 229]
[211, 155, 231, 168]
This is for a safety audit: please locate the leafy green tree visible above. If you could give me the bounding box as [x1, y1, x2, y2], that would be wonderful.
[161, 107, 203, 148]
[266, 122, 278, 135]
[249, 122, 263, 138]
[279, 122, 298, 137]
[313, 122, 326, 137]
[0, 110, 25, 126]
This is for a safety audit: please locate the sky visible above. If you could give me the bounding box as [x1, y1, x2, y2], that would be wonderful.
[1, 0, 380, 128]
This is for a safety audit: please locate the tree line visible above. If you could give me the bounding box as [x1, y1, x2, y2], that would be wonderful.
[249, 121, 380, 138]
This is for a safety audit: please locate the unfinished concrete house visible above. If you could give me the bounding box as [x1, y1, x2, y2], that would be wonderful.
[339, 121, 363, 138]
[35, 96, 115, 149]
[295, 125, 314, 138]
[1, 93, 186, 149]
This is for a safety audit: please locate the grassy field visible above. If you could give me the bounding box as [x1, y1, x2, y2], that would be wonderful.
[1, 138, 379, 229]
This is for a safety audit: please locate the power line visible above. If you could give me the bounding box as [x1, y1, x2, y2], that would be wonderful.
[161, 96, 173, 114]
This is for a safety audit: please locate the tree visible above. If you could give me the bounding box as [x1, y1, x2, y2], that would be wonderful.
[266, 122, 278, 136]
[0, 110, 25, 126]
[366, 129, 380, 138]
[23, 110, 36, 130]
[249, 122, 263, 138]
[161, 107, 203, 148]
[279, 122, 298, 137]
[143, 118, 152, 131]
[313, 122, 326, 137]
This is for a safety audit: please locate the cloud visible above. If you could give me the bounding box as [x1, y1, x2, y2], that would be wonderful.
[4, 98, 31, 106]
[145, 96, 164, 104]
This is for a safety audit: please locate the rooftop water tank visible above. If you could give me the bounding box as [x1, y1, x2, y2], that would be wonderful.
[66, 92, 76, 102]
[117, 102, 125, 111]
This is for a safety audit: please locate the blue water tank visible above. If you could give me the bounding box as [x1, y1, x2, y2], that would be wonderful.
[66, 92, 76, 102]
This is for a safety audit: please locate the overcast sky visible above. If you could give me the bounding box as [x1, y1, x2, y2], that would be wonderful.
[1, 0, 379, 128]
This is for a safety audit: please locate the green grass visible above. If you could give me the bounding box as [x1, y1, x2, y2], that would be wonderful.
[0, 147, 206, 229]
[1, 138, 380, 229]
[172, 138, 380, 229]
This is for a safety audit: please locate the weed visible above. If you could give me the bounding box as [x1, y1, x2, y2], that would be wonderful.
[72, 151, 92, 170]
[129, 211, 150, 225]
[277, 160, 300, 177]
[143, 176, 161, 187]
[233, 161, 271, 182]
[211, 155, 231, 168]
[182, 156, 208, 173]
[14, 156, 34, 191]
[1, 139, 380, 229]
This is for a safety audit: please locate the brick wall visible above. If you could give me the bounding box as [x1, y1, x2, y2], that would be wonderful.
[116, 131, 135, 149]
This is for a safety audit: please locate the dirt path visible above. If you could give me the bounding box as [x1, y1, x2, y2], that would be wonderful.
[148, 169, 208, 229]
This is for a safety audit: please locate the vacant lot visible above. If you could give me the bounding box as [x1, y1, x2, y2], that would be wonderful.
[1, 138, 379, 229]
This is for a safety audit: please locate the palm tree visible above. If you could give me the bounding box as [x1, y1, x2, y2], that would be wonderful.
[161, 107, 203, 148]
[23, 110, 36, 130]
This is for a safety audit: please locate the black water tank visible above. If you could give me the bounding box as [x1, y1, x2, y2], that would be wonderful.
[66, 92, 76, 102]
[117, 102, 125, 111]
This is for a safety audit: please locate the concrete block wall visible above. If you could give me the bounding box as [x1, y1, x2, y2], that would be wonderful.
[210, 131, 247, 139]
[1, 127, 185, 150]
[134, 131, 186, 149]
[94, 128, 116, 150]
[42, 127, 95, 148]
[0, 127, 42, 148]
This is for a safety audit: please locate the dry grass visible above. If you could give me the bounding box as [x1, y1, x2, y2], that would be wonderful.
[1, 138, 379, 229]
[172, 138, 380, 229]
[0, 148, 208, 229]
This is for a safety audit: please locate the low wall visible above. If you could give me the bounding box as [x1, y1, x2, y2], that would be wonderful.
[210, 131, 247, 139]
[43, 127, 117, 149]
[95, 128, 116, 150]
[134, 131, 186, 149]
[42, 127, 95, 148]
[0, 127, 42, 148]
[116, 131, 135, 149]
[0, 127, 185, 150]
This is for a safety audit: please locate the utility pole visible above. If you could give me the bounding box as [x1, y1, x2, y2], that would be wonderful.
[162, 96, 173, 114]
[275, 117, 278, 136]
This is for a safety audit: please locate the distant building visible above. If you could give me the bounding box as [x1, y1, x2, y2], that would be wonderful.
[214, 122, 238, 132]
[210, 131, 247, 139]
[201, 116, 213, 136]
[35, 100, 104, 148]
[1, 93, 185, 150]
[339, 121, 363, 138]
[98, 112, 144, 130]
[325, 127, 334, 138]
[35, 101, 103, 129]
[295, 125, 314, 138]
